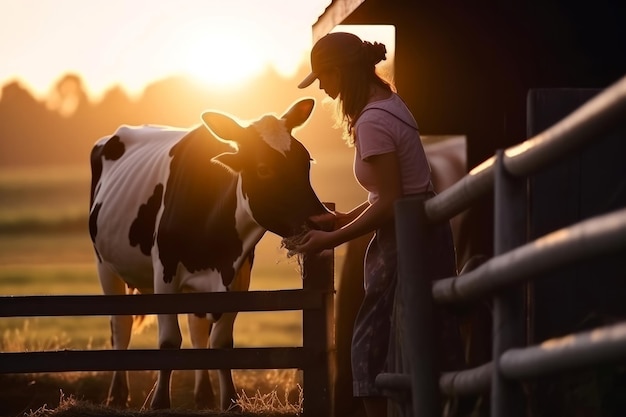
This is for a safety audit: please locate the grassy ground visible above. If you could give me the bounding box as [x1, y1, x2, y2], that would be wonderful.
[0, 370, 304, 417]
[0, 234, 308, 350]
[0, 229, 309, 415]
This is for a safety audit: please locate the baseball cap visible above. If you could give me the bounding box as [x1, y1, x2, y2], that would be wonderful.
[298, 32, 364, 89]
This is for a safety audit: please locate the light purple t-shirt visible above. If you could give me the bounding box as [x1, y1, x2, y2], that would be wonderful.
[354, 93, 432, 203]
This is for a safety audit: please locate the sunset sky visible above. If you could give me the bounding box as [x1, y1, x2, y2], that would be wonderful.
[0, 0, 395, 101]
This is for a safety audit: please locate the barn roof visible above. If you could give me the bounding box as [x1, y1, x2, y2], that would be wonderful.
[312, 0, 364, 40]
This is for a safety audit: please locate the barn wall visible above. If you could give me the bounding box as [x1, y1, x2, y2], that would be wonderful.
[527, 88, 626, 416]
[527, 88, 626, 341]
[325, 0, 626, 264]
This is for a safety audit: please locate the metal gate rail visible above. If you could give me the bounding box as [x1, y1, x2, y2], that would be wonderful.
[379, 74, 626, 417]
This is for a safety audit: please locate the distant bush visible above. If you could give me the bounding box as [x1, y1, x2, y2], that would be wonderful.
[0, 215, 88, 235]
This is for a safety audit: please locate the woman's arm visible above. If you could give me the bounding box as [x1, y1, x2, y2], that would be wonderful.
[336, 200, 370, 228]
[306, 200, 368, 231]
[289, 151, 402, 253]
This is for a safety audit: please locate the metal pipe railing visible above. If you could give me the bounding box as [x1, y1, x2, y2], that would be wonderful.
[500, 321, 626, 381]
[425, 74, 626, 224]
[491, 150, 527, 417]
[377, 362, 493, 398]
[386, 74, 626, 412]
[432, 206, 626, 304]
[395, 195, 442, 417]
[380, 318, 626, 396]
[438, 362, 493, 397]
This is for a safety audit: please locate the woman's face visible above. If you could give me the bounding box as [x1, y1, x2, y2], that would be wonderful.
[317, 67, 341, 99]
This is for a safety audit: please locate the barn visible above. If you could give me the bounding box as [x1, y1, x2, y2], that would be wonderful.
[309, 1, 626, 416]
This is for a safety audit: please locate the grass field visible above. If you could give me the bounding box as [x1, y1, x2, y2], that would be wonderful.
[0, 233, 310, 350]
[0, 159, 365, 415]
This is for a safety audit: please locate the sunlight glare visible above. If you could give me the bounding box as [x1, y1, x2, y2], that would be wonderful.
[0, 0, 332, 100]
[174, 22, 267, 89]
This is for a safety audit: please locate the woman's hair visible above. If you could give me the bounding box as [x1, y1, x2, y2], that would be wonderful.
[335, 41, 395, 144]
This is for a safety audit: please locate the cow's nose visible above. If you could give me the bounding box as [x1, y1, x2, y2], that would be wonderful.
[305, 218, 321, 231]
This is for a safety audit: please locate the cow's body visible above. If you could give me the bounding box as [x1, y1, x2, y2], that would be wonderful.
[89, 99, 327, 410]
[91, 125, 252, 295]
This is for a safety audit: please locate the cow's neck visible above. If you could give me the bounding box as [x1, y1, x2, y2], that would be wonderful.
[234, 175, 266, 265]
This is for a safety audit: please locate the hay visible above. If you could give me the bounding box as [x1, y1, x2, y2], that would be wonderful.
[279, 227, 311, 275]
[234, 385, 303, 415]
[279, 226, 311, 259]
[25, 389, 301, 417]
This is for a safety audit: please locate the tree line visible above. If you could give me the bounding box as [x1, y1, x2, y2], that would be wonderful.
[0, 69, 340, 168]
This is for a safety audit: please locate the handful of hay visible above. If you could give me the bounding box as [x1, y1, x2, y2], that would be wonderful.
[280, 226, 311, 259]
[279, 226, 313, 276]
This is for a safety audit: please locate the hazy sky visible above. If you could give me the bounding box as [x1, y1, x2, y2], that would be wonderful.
[0, 0, 334, 99]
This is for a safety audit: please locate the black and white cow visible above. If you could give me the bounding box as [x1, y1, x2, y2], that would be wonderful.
[89, 98, 328, 410]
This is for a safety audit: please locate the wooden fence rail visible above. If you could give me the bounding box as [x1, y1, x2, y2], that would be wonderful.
[0, 249, 335, 417]
[0, 289, 325, 317]
[379, 73, 626, 417]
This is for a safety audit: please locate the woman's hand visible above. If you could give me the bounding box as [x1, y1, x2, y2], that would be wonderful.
[309, 210, 351, 231]
[283, 229, 335, 254]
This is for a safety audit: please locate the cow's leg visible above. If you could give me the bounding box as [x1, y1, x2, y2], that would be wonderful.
[187, 313, 217, 409]
[209, 311, 238, 410]
[211, 254, 253, 410]
[150, 312, 182, 409]
[97, 262, 133, 408]
[151, 260, 183, 410]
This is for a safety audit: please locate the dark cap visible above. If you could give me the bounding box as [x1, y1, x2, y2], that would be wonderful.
[298, 32, 363, 89]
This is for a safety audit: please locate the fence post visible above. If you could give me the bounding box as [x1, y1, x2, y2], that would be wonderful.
[492, 150, 527, 417]
[395, 195, 440, 417]
[302, 203, 336, 417]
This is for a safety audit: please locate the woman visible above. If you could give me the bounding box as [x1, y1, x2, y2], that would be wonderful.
[291, 32, 458, 417]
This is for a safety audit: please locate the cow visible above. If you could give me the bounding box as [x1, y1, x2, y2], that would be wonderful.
[88, 98, 329, 410]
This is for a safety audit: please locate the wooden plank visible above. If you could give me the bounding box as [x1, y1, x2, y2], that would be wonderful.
[302, 245, 336, 417]
[0, 347, 310, 373]
[0, 289, 324, 317]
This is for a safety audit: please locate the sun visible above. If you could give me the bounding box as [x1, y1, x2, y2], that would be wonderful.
[172, 22, 267, 89]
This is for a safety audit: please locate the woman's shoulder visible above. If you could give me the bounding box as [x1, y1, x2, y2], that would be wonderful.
[359, 93, 417, 130]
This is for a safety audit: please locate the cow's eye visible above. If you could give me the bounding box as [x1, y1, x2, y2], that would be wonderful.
[256, 164, 274, 179]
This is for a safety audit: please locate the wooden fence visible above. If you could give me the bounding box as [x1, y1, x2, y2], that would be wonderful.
[0, 247, 335, 417]
[377, 74, 626, 417]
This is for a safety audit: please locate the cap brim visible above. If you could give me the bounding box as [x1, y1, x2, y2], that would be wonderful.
[297, 72, 318, 89]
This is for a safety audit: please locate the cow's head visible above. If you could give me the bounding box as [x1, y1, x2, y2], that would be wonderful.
[201, 98, 329, 238]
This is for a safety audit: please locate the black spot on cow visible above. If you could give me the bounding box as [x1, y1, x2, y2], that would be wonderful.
[89, 144, 104, 207]
[89, 202, 102, 262]
[129, 183, 164, 256]
[157, 127, 243, 285]
[89, 135, 125, 207]
[103, 135, 125, 160]
[89, 202, 102, 242]
[89, 135, 128, 260]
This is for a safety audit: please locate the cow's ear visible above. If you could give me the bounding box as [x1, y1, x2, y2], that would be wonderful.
[202, 111, 245, 142]
[281, 98, 315, 131]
